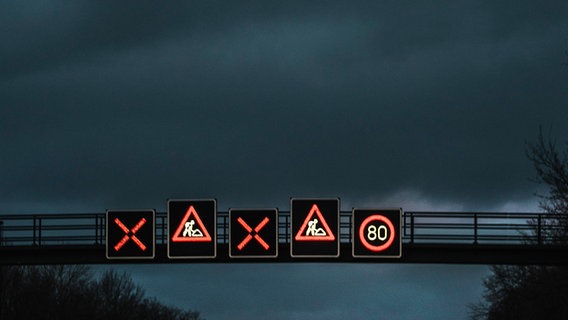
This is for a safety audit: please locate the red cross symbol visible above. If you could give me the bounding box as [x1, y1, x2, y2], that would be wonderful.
[113, 218, 147, 251]
[236, 217, 270, 251]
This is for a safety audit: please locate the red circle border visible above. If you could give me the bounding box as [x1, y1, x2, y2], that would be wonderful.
[358, 215, 396, 252]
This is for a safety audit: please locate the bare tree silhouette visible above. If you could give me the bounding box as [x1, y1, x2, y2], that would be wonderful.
[470, 129, 568, 320]
[0, 265, 202, 320]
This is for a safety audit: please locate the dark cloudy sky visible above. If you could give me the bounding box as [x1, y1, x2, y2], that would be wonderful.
[2, 1, 568, 319]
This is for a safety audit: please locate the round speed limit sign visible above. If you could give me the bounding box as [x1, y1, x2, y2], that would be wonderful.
[352, 209, 401, 258]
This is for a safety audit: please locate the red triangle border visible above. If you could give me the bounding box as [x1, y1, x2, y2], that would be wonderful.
[295, 204, 336, 241]
[171, 206, 212, 242]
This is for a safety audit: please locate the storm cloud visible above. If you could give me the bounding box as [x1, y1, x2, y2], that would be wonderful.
[3, 1, 567, 212]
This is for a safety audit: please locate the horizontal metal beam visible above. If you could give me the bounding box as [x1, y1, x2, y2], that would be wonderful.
[2, 211, 567, 265]
[2, 243, 567, 265]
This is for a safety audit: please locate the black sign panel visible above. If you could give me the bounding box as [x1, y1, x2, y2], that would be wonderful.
[167, 199, 216, 259]
[106, 210, 155, 259]
[291, 198, 339, 257]
[229, 209, 278, 258]
[352, 208, 401, 258]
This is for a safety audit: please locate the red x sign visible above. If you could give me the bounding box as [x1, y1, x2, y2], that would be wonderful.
[229, 209, 278, 258]
[106, 210, 155, 260]
[237, 216, 270, 250]
[113, 217, 147, 251]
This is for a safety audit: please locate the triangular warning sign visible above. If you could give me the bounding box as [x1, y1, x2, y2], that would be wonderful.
[295, 204, 336, 241]
[172, 206, 212, 242]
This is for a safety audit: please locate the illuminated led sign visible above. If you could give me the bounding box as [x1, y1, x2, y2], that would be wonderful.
[291, 198, 339, 257]
[168, 199, 216, 259]
[229, 208, 278, 258]
[352, 208, 401, 258]
[106, 210, 155, 259]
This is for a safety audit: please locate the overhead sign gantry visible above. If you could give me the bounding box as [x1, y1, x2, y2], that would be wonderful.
[104, 197, 402, 261]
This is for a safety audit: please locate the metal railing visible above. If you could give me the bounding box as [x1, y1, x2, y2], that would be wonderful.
[0, 211, 565, 247]
[404, 212, 568, 245]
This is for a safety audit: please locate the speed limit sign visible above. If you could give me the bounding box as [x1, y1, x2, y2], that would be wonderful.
[352, 209, 401, 258]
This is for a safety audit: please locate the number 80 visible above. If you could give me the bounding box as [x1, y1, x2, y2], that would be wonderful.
[367, 224, 388, 241]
